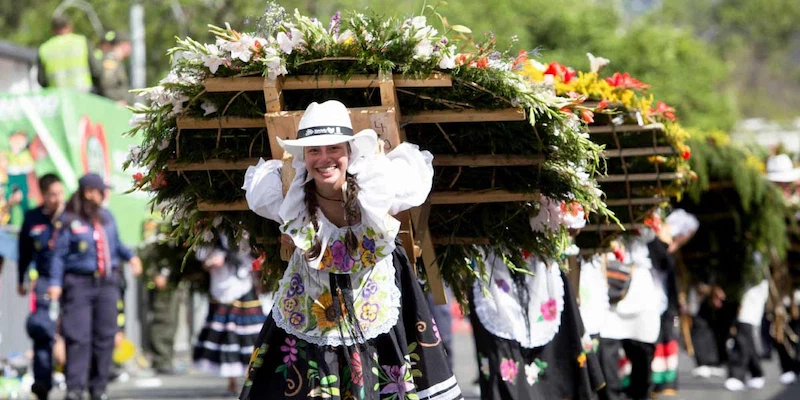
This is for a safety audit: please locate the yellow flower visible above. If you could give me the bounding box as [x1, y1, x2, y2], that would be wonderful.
[321, 246, 333, 269]
[361, 248, 377, 268]
[312, 292, 343, 331]
[577, 353, 587, 368]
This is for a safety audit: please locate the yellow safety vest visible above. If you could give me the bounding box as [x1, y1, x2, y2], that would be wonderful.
[38, 33, 93, 91]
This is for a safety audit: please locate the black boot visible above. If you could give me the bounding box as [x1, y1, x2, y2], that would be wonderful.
[31, 382, 50, 400]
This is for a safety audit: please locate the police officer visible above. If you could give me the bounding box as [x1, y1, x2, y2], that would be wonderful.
[95, 30, 132, 104]
[37, 16, 99, 92]
[47, 173, 142, 400]
[16, 173, 65, 400]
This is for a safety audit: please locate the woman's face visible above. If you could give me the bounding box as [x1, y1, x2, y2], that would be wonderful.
[304, 143, 349, 187]
[83, 188, 105, 206]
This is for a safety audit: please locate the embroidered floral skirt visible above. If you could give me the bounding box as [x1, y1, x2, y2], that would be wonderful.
[240, 247, 462, 400]
[469, 271, 605, 400]
[193, 288, 267, 378]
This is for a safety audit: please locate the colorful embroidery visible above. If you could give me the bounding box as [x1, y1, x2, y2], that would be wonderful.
[243, 343, 268, 387]
[479, 355, 491, 378]
[525, 359, 548, 386]
[373, 358, 417, 399]
[313, 291, 343, 331]
[539, 298, 558, 321]
[500, 358, 519, 383]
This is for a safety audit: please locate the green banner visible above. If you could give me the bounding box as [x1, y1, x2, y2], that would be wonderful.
[0, 89, 148, 245]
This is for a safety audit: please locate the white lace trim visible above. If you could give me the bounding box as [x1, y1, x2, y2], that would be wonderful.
[473, 254, 565, 349]
[272, 259, 402, 347]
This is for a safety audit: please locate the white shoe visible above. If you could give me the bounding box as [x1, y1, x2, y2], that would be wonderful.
[780, 371, 797, 385]
[709, 366, 728, 378]
[724, 378, 746, 391]
[692, 366, 712, 378]
[746, 377, 765, 389]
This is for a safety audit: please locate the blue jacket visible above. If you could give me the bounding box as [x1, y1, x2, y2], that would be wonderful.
[48, 209, 134, 287]
[17, 207, 61, 285]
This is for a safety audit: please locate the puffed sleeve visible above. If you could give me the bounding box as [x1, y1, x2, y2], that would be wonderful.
[242, 158, 284, 223]
[386, 143, 434, 215]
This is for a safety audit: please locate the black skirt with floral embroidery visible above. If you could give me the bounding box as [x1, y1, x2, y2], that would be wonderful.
[469, 270, 605, 400]
[240, 245, 462, 400]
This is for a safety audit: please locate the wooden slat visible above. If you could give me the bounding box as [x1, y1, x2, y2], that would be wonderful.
[432, 154, 544, 167]
[394, 72, 452, 87]
[430, 190, 539, 205]
[197, 199, 248, 212]
[203, 74, 453, 92]
[203, 76, 263, 92]
[602, 146, 674, 158]
[167, 158, 260, 171]
[265, 112, 299, 160]
[402, 108, 526, 124]
[598, 172, 679, 183]
[432, 237, 490, 245]
[263, 77, 284, 112]
[176, 116, 264, 130]
[581, 223, 644, 232]
[605, 197, 665, 207]
[588, 123, 664, 134]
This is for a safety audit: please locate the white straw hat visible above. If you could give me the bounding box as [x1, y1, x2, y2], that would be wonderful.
[276, 100, 378, 164]
[766, 154, 800, 183]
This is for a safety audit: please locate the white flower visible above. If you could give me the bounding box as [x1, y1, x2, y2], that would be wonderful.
[410, 16, 427, 30]
[202, 54, 227, 74]
[202, 229, 214, 242]
[158, 139, 170, 150]
[525, 362, 541, 386]
[362, 30, 374, 43]
[530, 196, 562, 233]
[413, 39, 434, 61]
[587, 53, 610, 73]
[201, 101, 218, 116]
[335, 29, 354, 44]
[276, 28, 306, 54]
[224, 34, 256, 62]
[439, 54, 455, 69]
[263, 48, 287, 79]
[128, 113, 149, 128]
[169, 93, 190, 116]
[213, 216, 223, 227]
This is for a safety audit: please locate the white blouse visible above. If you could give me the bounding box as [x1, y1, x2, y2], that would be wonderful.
[242, 142, 433, 346]
[472, 251, 565, 349]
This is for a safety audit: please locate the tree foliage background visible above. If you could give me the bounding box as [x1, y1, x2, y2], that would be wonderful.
[2, 0, 797, 130]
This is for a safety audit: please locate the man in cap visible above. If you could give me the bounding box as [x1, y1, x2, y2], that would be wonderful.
[95, 30, 132, 104]
[38, 15, 99, 92]
[47, 173, 141, 400]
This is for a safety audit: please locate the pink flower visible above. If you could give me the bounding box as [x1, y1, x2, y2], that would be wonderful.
[280, 337, 298, 365]
[351, 351, 363, 385]
[540, 298, 558, 321]
[380, 365, 414, 395]
[500, 358, 518, 382]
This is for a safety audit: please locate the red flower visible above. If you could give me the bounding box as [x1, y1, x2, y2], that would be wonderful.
[651, 101, 676, 121]
[644, 214, 662, 234]
[252, 252, 266, 271]
[544, 62, 576, 83]
[512, 49, 528, 70]
[475, 57, 489, 69]
[682, 146, 691, 160]
[580, 109, 595, 124]
[611, 242, 625, 262]
[560, 107, 574, 115]
[132, 172, 143, 182]
[605, 72, 650, 89]
[595, 99, 609, 111]
[151, 171, 168, 189]
[522, 250, 531, 259]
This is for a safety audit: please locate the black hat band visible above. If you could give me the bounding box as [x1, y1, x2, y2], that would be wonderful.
[297, 125, 353, 139]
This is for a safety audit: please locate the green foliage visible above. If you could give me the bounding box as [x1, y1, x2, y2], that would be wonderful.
[678, 132, 789, 294]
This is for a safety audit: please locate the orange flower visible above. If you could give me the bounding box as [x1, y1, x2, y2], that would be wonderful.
[580, 109, 594, 124]
[512, 49, 528, 70]
[577, 353, 587, 368]
[605, 72, 650, 90]
[595, 99, 609, 111]
[455, 54, 469, 66]
[475, 57, 489, 69]
[312, 292, 339, 330]
[651, 101, 676, 121]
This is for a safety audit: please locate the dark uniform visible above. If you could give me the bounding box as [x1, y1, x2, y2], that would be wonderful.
[17, 206, 61, 399]
[94, 48, 130, 103]
[49, 208, 134, 398]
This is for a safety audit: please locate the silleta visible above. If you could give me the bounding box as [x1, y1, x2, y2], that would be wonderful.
[299, 125, 353, 138]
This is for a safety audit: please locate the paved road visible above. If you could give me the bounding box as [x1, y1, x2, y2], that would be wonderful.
[43, 331, 800, 400]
